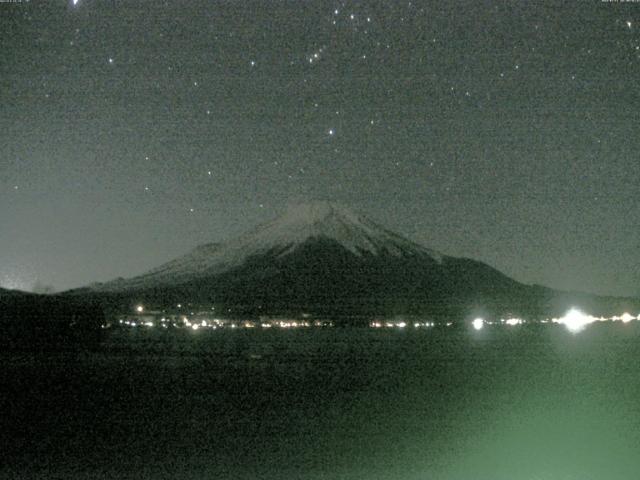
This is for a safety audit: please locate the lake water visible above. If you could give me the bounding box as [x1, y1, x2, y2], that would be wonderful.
[2, 323, 640, 479]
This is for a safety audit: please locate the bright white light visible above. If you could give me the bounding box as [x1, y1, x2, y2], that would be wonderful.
[505, 318, 522, 326]
[136, 305, 144, 313]
[397, 322, 406, 328]
[621, 312, 634, 323]
[561, 308, 592, 333]
[472, 318, 484, 330]
[191, 324, 199, 330]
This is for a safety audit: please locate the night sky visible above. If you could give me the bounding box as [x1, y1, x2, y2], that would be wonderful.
[1, 0, 638, 297]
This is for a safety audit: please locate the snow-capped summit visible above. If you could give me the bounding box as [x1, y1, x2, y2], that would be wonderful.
[94, 201, 442, 291]
[237, 201, 442, 259]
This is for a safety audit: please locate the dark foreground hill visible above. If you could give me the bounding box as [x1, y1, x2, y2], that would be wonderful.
[0, 289, 104, 349]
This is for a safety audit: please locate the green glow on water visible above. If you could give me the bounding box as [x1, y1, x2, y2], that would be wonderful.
[3, 324, 640, 479]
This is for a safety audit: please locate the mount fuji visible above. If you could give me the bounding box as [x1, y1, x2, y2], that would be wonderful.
[78, 201, 638, 321]
[95, 201, 445, 291]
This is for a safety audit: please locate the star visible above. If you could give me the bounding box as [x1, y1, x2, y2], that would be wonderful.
[108, 57, 114, 64]
[627, 20, 632, 29]
[328, 128, 335, 136]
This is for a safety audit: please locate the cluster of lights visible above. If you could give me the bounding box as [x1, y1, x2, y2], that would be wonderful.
[370, 321, 438, 329]
[118, 309, 334, 330]
[503, 318, 524, 326]
[472, 310, 639, 334]
[551, 309, 639, 333]
[118, 306, 639, 335]
[370, 321, 403, 328]
[415, 321, 436, 328]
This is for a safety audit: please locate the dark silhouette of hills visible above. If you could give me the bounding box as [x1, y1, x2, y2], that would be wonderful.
[0, 288, 104, 349]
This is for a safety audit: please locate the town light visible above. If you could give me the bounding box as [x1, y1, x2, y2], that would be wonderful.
[472, 318, 484, 330]
[620, 312, 634, 323]
[561, 308, 592, 333]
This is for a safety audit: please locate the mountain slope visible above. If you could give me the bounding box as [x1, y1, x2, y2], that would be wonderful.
[81, 201, 639, 320]
[93, 201, 443, 292]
